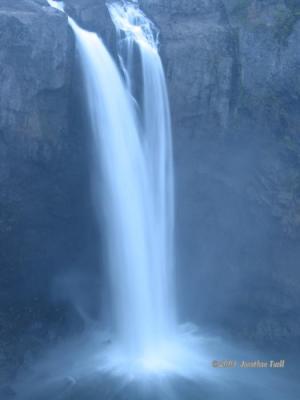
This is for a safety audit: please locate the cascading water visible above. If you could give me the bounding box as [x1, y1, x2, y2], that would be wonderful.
[47, 0, 200, 378]
[108, 0, 176, 341]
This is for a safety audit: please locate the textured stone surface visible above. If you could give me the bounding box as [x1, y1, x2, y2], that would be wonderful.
[0, 0, 100, 382]
[64, 0, 116, 47]
[136, 0, 300, 345]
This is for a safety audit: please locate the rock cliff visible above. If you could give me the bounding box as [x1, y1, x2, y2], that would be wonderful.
[140, 0, 300, 345]
[0, 0, 100, 383]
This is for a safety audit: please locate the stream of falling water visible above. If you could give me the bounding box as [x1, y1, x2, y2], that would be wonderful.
[47, 0, 200, 379]
[108, 0, 176, 341]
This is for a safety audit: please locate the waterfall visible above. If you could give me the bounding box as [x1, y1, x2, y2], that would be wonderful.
[47, 0, 199, 378]
[107, 0, 177, 362]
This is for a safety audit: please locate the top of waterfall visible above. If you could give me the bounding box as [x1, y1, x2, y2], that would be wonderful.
[107, 1, 159, 51]
[47, 0, 65, 12]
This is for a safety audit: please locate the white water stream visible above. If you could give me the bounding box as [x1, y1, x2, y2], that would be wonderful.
[47, 0, 200, 378]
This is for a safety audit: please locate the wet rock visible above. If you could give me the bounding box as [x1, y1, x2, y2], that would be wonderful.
[63, 0, 117, 48]
[0, 0, 97, 379]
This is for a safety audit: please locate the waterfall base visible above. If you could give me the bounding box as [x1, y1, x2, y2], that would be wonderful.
[98, 325, 203, 379]
[12, 328, 298, 400]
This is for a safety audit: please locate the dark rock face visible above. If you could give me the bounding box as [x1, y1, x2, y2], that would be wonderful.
[0, 1, 101, 381]
[140, 0, 226, 18]
[64, 0, 117, 48]
[0, 3, 70, 154]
